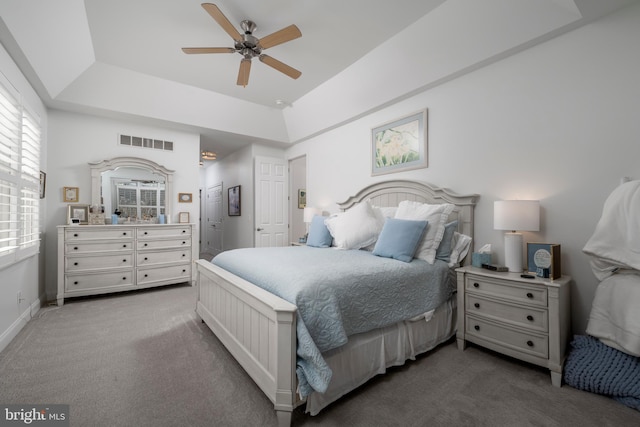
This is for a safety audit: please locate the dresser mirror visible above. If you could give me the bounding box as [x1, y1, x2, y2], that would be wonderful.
[89, 157, 175, 221]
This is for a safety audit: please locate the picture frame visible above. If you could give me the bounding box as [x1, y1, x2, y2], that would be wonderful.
[67, 204, 89, 225]
[178, 212, 190, 223]
[298, 188, 306, 209]
[527, 243, 562, 279]
[178, 192, 192, 203]
[39, 171, 46, 199]
[228, 185, 241, 216]
[63, 186, 79, 203]
[371, 109, 428, 176]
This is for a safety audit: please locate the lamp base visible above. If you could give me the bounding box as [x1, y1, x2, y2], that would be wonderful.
[504, 232, 523, 273]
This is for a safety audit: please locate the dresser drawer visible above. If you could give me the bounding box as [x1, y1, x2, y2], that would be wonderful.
[65, 228, 134, 241]
[65, 270, 134, 291]
[66, 241, 133, 254]
[466, 275, 547, 307]
[137, 264, 191, 285]
[466, 294, 548, 333]
[466, 315, 549, 359]
[137, 226, 191, 239]
[136, 238, 191, 251]
[66, 253, 133, 272]
[137, 249, 191, 266]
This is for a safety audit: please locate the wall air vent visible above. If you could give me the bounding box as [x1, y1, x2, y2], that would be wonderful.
[119, 134, 173, 151]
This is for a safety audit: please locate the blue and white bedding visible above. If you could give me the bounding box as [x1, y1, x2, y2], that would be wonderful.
[211, 245, 455, 397]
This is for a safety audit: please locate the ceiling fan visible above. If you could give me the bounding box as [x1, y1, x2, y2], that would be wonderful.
[182, 3, 302, 87]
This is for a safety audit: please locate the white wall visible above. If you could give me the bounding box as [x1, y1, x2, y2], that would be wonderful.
[286, 4, 640, 335]
[0, 42, 47, 352]
[44, 110, 201, 300]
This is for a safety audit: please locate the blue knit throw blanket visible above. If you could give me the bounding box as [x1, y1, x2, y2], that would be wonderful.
[564, 335, 640, 410]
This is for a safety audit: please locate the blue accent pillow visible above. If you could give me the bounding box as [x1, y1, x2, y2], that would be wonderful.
[372, 218, 428, 262]
[306, 215, 333, 248]
[435, 220, 458, 262]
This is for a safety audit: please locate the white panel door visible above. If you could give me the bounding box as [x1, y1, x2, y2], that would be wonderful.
[205, 183, 223, 256]
[254, 156, 288, 247]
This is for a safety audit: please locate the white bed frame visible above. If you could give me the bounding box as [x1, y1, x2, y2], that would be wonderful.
[194, 180, 478, 426]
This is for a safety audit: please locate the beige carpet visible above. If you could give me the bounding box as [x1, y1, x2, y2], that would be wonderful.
[1, 284, 638, 426]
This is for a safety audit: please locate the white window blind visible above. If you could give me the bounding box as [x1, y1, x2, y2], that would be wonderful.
[0, 72, 41, 267]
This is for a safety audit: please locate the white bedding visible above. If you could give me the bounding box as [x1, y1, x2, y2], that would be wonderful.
[586, 272, 640, 357]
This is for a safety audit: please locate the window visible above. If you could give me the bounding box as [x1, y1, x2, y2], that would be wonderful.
[0, 73, 41, 268]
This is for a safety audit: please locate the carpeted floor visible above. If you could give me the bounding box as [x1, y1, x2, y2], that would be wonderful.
[1, 284, 638, 427]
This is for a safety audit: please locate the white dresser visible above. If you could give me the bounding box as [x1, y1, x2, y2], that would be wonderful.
[57, 224, 195, 305]
[456, 266, 571, 386]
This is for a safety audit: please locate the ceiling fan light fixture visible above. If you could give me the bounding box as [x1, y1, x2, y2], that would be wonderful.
[201, 151, 217, 160]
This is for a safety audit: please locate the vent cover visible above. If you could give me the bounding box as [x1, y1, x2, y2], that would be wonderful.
[119, 134, 173, 151]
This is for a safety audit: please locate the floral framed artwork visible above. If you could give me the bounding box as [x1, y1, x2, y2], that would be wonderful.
[228, 185, 241, 216]
[63, 186, 79, 203]
[39, 171, 46, 199]
[371, 109, 428, 176]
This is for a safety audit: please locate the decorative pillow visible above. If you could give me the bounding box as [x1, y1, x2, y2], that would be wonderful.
[395, 200, 455, 264]
[449, 232, 473, 267]
[306, 215, 333, 248]
[435, 220, 459, 262]
[324, 201, 382, 249]
[373, 218, 428, 262]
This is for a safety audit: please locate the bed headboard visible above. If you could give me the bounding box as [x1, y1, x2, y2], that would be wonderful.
[337, 180, 479, 263]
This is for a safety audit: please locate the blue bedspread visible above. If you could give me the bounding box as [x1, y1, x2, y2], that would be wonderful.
[211, 246, 454, 397]
[564, 335, 640, 410]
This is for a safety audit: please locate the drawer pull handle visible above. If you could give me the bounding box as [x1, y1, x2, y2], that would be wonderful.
[123, 245, 127, 248]
[144, 231, 148, 235]
[144, 274, 148, 277]
[526, 292, 534, 299]
[182, 269, 186, 273]
[123, 232, 127, 236]
[182, 230, 186, 233]
[123, 259, 127, 262]
[527, 315, 534, 322]
[73, 233, 78, 237]
[144, 243, 148, 247]
[73, 247, 78, 250]
[527, 340, 534, 347]
[74, 281, 78, 285]
[182, 254, 186, 257]
[182, 241, 186, 245]
[123, 277, 127, 280]
[144, 257, 148, 261]
[474, 325, 480, 331]
[474, 303, 480, 309]
[74, 262, 78, 266]
[473, 282, 479, 288]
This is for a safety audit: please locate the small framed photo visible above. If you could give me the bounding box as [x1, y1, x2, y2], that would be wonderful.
[298, 189, 306, 209]
[67, 204, 89, 225]
[39, 171, 46, 199]
[178, 212, 190, 223]
[527, 243, 561, 279]
[228, 185, 241, 216]
[178, 192, 192, 203]
[63, 186, 79, 203]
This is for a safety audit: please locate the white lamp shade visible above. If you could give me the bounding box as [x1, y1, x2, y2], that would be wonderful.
[303, 207, 319, 223]
[494, 200, 540, 232]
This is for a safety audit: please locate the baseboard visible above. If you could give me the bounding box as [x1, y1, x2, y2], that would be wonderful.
[0, 297, 42, 354]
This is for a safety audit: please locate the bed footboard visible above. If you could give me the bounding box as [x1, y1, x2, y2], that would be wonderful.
[195, 260, 300, 426]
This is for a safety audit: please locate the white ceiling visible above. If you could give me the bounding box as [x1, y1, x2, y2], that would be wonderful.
[0, 0, 637, 158]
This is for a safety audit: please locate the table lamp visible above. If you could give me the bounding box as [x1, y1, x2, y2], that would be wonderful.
[494, 200, 540, 272]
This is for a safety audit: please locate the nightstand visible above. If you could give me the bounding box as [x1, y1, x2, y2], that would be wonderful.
[456, 266, 571, 386]
[290, 241, 305, 246]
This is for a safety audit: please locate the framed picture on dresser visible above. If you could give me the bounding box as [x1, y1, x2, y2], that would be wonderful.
[67, 204, 89, 225]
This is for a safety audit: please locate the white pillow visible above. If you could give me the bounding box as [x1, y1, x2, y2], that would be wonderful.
[395, 200, 455, 263]
[448, 232, 472, 267]
[325, 201, 383, 249]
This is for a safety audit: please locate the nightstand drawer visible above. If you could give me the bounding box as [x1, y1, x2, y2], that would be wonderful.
[466, 276, 547, 307]
[466, 294, 548, 333]
[466, 315, 549, 359]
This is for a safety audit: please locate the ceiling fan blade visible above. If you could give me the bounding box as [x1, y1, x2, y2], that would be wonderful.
[182, 47, 235, 54]
[259, 55, 301, 80]
[201, 3, 242, 41]
[259, 25, 302, 49]
[237, 59, 251, 87]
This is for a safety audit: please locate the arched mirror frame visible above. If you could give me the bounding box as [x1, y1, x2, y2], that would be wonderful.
[89, 157, 175, 220]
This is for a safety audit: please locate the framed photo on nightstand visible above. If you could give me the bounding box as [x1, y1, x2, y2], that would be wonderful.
[527, 243, 561, 279]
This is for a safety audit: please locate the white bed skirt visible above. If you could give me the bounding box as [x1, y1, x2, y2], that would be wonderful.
[306, 297, 457, 415]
